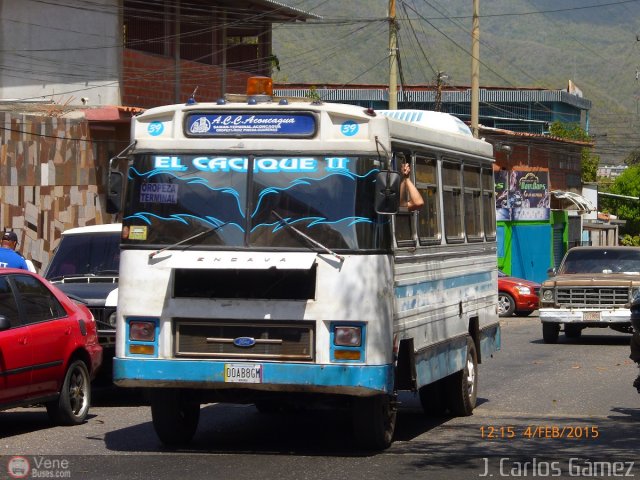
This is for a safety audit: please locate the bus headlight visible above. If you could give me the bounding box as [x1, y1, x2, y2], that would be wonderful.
[130, 320, 156, 342]
[334, 326, 362, 347]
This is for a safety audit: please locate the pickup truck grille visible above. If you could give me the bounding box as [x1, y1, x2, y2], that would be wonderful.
[88, 307, 116, 347]
[556, 287, 630, 308]
[174, 320, 314, 361]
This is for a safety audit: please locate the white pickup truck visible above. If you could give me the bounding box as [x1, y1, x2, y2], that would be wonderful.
[539, 246, 640, 343]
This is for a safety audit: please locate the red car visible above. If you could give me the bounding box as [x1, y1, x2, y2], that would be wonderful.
[0, 268, 102, 424]
[498, 270, 540, 317]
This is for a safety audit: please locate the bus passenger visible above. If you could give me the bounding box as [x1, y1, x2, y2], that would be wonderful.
[0, 231, 29, 270]
[400, 163, 425, 212]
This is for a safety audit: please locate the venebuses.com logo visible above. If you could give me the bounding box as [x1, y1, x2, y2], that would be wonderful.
[6, 456, 71, 479]
[7, 456, 30, 479]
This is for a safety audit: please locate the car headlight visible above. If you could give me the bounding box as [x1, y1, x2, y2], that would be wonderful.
[542, 289, 554, 302]
[107, 310, 117, 328]
[515, 286, 532, 295]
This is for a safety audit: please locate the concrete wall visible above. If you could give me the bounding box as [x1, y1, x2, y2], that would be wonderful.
[0, 0, 121, 106]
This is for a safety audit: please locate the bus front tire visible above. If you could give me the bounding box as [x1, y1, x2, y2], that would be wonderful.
[352, 394, 396, 450]
[150, 389, 200, 446]
[445, 337, 478, 417]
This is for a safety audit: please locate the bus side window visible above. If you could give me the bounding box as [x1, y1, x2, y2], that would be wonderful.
[394, 151, 416, 246]
[442, 160, 464, 243]
[482, 168, 497, 240]
[463, 164, 483, 242]
[415, 155, 440, 245]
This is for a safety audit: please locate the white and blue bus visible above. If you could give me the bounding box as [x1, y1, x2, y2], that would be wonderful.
[110, 78, 500, 450]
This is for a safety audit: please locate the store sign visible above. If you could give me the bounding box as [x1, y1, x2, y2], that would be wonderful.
[495, 170, 549, 221]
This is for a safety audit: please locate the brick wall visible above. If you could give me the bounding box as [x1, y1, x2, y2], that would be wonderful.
[122, 49, 254, 108]
[0, 112, 115, 273]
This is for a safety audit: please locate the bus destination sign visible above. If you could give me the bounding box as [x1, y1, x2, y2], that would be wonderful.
[185, 112, 316, 138]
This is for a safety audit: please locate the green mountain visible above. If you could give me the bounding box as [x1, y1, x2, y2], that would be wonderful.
[272, 0, 640, 164]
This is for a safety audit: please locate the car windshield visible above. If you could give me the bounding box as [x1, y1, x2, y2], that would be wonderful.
[558, 249, 640, 275]
[45, 232, 121, 279]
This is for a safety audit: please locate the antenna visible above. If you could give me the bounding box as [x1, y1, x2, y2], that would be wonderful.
[186, 86, 199, 105]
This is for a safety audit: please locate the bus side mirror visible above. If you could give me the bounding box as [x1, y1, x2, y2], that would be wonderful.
[374, 170, 401, 215]
[106, 171, 124, 214]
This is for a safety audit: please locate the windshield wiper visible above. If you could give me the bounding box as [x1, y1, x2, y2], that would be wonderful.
[148, 224, 224, 259]
[271, 211, 344, 263]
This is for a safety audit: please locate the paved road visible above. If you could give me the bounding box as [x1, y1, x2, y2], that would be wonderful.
[1, 315, 639, 479]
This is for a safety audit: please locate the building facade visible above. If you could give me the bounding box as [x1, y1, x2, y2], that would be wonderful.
[0, 1, 315, 271]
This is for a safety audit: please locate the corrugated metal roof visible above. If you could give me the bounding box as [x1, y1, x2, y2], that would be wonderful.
[252, 0, 321, 20]
[480, 125, 594, 147]
[275, 88, 387, 101]
[274, 85, 591, 110]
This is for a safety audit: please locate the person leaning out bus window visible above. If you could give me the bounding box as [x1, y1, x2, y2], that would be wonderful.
[400, 162, 425, 212]
[0, 231, 29, 270]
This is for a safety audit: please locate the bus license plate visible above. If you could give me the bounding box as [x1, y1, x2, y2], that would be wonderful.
[583, 311, 601, 321]
[224, 364, 262, 383]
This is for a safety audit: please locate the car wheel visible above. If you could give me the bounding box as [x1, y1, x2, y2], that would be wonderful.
[542, 323, 560, 344]
[151, 389, 200, 445]
[46, 360, 91, 425]
[498, 292, 516, 317]
[352, 394, 397, 450]
[564, 324, 582, 339]
[445, 337, 478, 417]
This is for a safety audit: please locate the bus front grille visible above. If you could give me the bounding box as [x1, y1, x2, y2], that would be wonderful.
[174, 320, 314, 361]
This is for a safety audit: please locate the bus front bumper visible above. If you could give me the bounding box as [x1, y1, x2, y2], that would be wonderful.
[113, 358, 394, 396]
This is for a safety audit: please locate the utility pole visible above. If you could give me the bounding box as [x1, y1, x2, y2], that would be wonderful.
[389, 0, 398, 110]
[470, 0, 480, 138]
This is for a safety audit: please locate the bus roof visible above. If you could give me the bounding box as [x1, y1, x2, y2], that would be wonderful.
[132, 101, 494, 160]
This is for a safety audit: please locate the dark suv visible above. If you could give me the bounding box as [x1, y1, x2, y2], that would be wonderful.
[44, 224, 121, 359]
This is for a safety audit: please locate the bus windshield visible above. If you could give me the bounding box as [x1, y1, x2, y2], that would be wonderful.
[122, 154, 391, 251]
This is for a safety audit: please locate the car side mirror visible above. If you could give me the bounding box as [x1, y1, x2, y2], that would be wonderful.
[106, 171, 124, 214]
[0, 315, 11, 331]
[374, 170, 401, 215]
[547, 267, 557, 277]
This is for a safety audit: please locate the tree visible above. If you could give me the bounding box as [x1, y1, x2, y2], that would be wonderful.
[605, 164, 640, 235]
[623, 147, 640, 166]
[548, 121, 599, 182]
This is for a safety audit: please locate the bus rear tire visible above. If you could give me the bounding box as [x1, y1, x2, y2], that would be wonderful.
[150, 389, 200, 446]
[445, 337, 478, 417]
[352, 394, 396, 450]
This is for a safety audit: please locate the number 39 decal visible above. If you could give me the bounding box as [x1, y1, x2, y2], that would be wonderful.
[340, 120, 359, 137]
